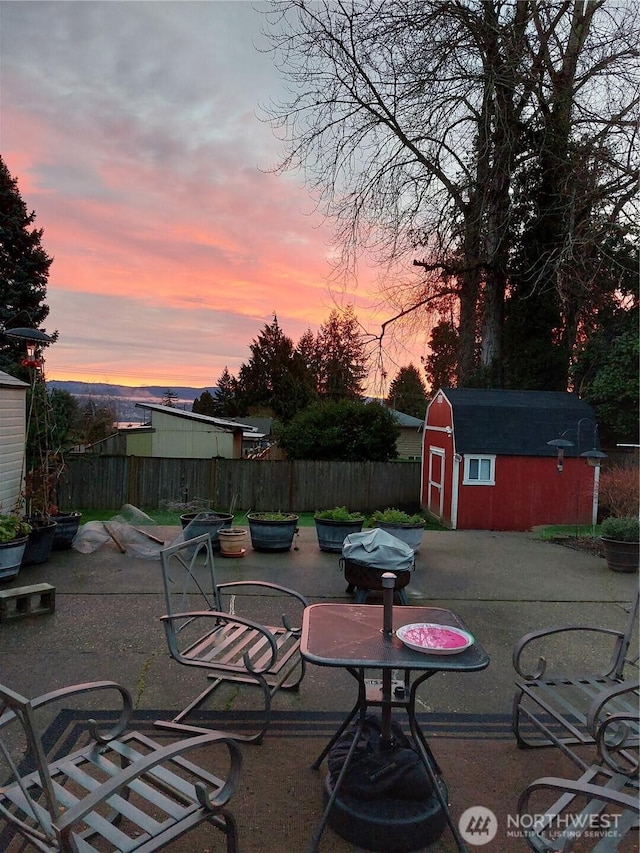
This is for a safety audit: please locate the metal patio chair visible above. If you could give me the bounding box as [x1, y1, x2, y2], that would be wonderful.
[0, 679, 241, 853]
[517, 710, 639, 851]
[512, 590, 639, 770]
[155, 533, 308, 744]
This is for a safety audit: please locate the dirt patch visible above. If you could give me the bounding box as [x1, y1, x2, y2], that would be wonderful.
[550, 536, 605, 558]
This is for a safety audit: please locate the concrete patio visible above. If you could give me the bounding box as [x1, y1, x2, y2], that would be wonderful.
[1, 525, 637, 851]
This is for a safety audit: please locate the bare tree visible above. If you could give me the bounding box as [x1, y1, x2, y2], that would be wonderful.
[262, 0, 639, 388]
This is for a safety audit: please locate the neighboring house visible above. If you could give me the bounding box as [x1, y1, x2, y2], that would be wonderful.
[87, 404, 251, 459]
[389, 409, 424, 460]
[229, 417, 275, 457]
[0, 370, 28, 512]
[422, 388, 602, 531]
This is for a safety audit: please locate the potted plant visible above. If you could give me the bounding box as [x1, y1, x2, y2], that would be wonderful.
[600, 516, 639, 573]
[314, 507, 365, 553]
[21, 461, 60, 566]
[217, 527, 249, 557]
[247, 512, 299, 552]
[0, 514, 32, 581]
[50, 510, 83, 550]
[179, 510, 234, 552]
[369, 508, 426, 552]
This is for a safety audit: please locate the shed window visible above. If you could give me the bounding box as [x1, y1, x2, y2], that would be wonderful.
[463, 455, 495, 485]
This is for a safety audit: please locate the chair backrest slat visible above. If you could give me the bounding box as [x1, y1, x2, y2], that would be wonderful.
[0, 685, 60, 847]
[160, 533, 223, 621]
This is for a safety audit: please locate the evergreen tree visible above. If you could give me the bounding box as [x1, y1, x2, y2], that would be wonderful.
[275, 400, 399, 461]
[237, 315, 316, 420]
[316, 306, 367, 401]
[0, 156, 54, 379]
[161, 389, 179, 407]
[192, 389, 216, 416]
[211, 367, 242, 417]
[422, 321, 458, 391]
[386, 365, 428, 418]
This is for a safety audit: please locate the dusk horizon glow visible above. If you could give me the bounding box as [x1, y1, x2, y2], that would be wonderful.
[1, 1, 430, 393]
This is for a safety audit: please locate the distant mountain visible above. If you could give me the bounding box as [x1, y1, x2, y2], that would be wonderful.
[48, 381, 216, 423]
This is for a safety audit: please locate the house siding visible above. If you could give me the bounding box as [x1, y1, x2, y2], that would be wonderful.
[456, 455, 596, 531]
[421, 388, 602, 531]
[0, 377, 27, 512]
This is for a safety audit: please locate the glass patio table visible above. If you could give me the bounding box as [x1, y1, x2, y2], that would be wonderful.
[300, 585, 490, 852]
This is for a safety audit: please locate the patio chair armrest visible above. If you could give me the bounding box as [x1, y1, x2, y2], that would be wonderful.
[57, 731, 242, 831]
[161, 610, 280, 673]
[0, 681, 133, 743]
[518, 775, 640, 819]
[595, 710, 640, 777]
[512, 625, 625, 679]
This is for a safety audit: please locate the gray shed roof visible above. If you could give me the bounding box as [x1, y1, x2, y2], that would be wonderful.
[0, 370, 29, 389]
[437, 388, 599, 457]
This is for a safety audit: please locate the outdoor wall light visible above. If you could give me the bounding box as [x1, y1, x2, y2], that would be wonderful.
[580, 448, 608, 467]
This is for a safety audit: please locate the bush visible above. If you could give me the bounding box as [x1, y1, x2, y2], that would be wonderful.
[598, 465, 639, 518]
[369, 508, 425, 525]
[315, 506, 364, 521]
[600, 515, 640, 542]
[274, 400, 400, 461]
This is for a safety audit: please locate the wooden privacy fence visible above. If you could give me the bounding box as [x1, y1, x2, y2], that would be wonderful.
[59, 456, 422, 513]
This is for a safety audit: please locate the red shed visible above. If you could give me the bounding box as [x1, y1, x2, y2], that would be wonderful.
[422, 388, 603, 531]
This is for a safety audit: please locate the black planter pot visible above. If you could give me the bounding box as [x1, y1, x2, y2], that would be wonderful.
[51, 512, 83, 550]
[22, 519, 57, 566]
[180, 512, 234, 551]
[600, 537, 639, 573]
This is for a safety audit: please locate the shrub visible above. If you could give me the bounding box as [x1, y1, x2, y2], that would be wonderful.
[315, 506, 364, 521]
[600, 515, 640, 542]
[598, 465, 639, 518]
[369, 508, 425, 525]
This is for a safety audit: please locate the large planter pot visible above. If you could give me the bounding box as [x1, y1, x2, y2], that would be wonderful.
[0, 537, 28, 582]
[247, 513, 299, 552]
[314, 518, 364, 553]
[218, 527, 248, 558]
[180, 512, 234, 551]
[600, 538, 639, 573]
[51, 512, 83, 550]
[22, 520, 57, 566]
[374, 521, 424, 553]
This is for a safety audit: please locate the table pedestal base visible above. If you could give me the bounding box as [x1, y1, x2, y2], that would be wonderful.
[323, 773, 447, 852]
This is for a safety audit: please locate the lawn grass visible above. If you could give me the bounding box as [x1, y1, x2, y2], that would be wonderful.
[75, 509, 446, 530]
[535, 523, 601, 540]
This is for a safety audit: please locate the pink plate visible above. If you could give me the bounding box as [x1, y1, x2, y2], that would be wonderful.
[396, 623, 474, 655]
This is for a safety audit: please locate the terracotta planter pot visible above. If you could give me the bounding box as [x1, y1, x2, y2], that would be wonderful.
[218, 527, 248, 557]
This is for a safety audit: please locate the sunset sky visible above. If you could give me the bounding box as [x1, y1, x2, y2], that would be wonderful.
[1, 1, 430, 393]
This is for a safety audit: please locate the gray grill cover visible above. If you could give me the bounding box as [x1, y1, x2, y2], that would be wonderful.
[342, 528, 415, 571]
